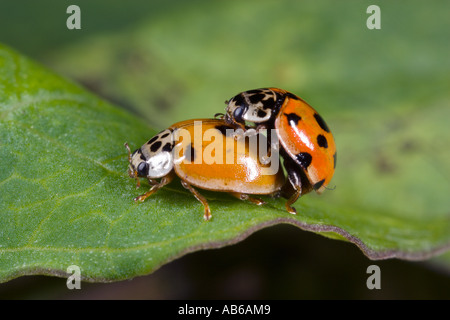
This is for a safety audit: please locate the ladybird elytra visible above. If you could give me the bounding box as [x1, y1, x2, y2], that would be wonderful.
[126, 118, 284, 220]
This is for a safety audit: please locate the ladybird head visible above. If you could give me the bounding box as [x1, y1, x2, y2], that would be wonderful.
[125, 129, 175, 185]
[224, 88, 283, 127]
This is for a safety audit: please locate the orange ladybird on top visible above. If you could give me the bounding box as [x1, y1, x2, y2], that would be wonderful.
[224, 88, 336, 214]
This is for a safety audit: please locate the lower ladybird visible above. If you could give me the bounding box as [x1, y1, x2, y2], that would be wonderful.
[126, 118, 285, 220]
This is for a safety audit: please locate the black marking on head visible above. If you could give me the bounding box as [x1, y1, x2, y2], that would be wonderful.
[231, 94, 246, 108]
[257, 109, 267, 118]
[248, 93, 267, 104]
[317, 134, 328, 148]
[185, 144, 196, 162]
[333, 152, 337, 169]
[285, 91, 301, 101]
[261, 97, 276, 110]
[147, 135, 159, 145]
[295, 152, 312, 169]
[136, 149, 146, 161]
[284, 113, 302, 126]
[150, 141, 162, 153]
[162, 142, 173, 152]
[160, 132, 170, 139]
[313, 179, 325, 191]
[245, 89, 265, 95]
[215, 125, 235, 137]
[314, 113, 330, 133]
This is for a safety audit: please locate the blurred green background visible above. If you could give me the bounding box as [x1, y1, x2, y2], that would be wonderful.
[0, 0, 449, 299]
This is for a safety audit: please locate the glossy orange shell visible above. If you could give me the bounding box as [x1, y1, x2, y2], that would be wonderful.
[272, 89, 336, 193]
[169, 119, 284, 194]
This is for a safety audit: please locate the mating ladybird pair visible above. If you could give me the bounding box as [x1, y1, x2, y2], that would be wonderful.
[126, 88, 336, 220]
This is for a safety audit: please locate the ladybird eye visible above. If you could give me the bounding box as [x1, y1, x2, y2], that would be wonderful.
[233, 106, 246, 123]
[137, 162, 148, 176]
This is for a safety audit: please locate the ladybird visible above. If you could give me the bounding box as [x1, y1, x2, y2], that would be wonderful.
[125, 118, 285, 220]
[224, 88, 336, 214]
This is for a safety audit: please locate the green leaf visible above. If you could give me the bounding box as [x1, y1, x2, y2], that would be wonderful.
[49, 1, 450, 266]
[1, 0, 450, 284]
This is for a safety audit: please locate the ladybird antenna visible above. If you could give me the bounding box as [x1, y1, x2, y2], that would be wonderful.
[124, 142, 132, 163]
[324, 185, 336, 191]
[214, 112, 224, 119]
[124, 142, 140, 188]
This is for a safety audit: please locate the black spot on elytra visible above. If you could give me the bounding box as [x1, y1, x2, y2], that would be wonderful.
[317, 134, 328, 148]
[313, 179, 325, 190]
[162, 142, 173, 152]
[185, 144, 196, 162]
[284, 113, 302, 126]
[160, 132, 170, 139]
[150, 141, 162, 152]
[295, 152, 312, 169]
[257, 109, 267, 118]
[285, 91, 301, 101]
[215, 125, 235, 137]
[333, 152, 337, 169]
[147, 135, 159, 145]
[314, 113, 330, 133]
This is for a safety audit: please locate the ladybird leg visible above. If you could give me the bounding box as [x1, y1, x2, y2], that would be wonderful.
[147, 178, 159, 185]
[134, 176, 141, 189]
[134, 172, 175, 202]
[231, 127, 246, 140]
[180, 180, 212, 221]
[285, 186, 301, 215]
[255, 124, 268, 133]
[229, 192, 266, 206]
[281, 156, 312, 215]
